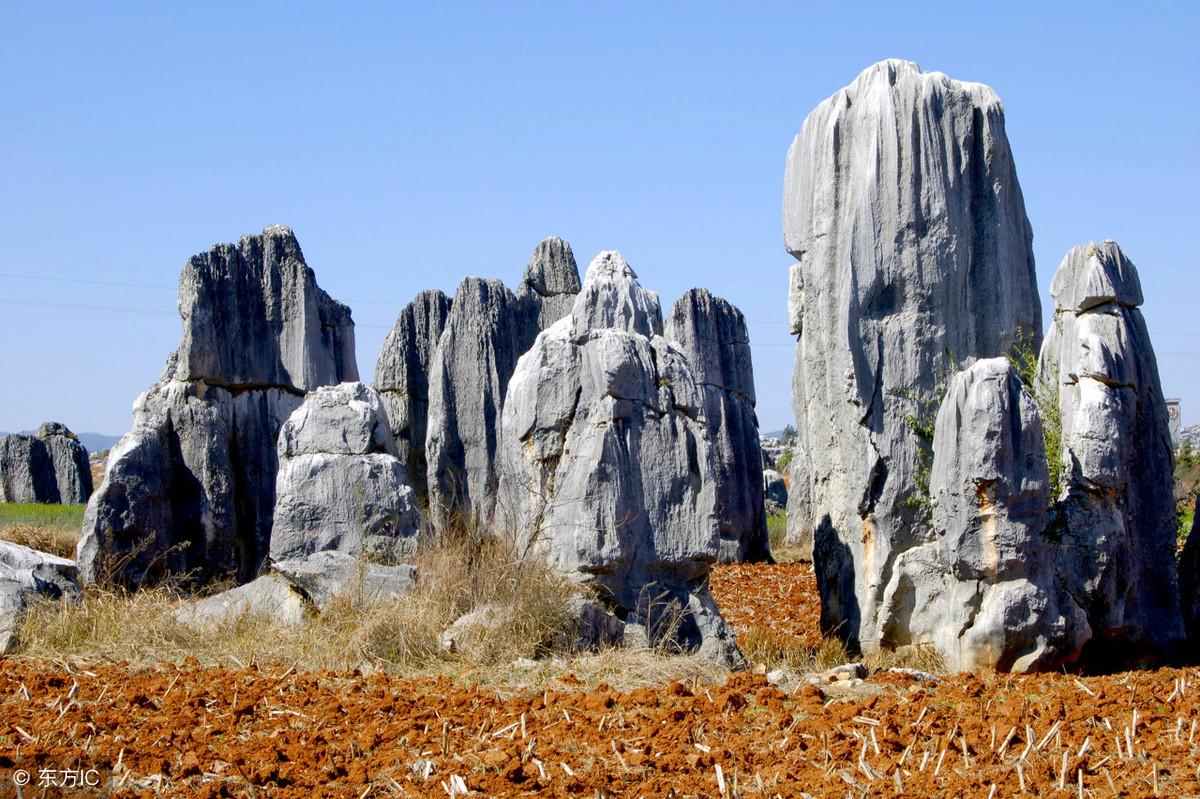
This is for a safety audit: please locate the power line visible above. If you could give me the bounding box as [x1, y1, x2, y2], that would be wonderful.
[0, 297, 175, 316]
[0, 272, 174, 290]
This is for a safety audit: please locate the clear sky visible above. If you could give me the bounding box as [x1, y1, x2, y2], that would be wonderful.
[1, 2, 1197, 436]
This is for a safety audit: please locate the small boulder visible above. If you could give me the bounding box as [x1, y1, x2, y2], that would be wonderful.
[272, 551, 417, 612]
[0, 581, 27, 654]
[175, 574, 310, 629]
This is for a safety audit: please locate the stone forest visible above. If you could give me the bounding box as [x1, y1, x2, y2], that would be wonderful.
[2, 60, 1199, 797]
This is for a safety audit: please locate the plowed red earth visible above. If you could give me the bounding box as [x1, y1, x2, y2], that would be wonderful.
[2, 566, 1199, 798]
[710, 562, 823, 649]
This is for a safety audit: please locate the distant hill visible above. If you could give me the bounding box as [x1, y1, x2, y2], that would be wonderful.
[0, 429, 121, 453]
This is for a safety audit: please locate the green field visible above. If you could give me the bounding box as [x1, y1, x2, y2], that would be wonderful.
[0, 502, 85, 558]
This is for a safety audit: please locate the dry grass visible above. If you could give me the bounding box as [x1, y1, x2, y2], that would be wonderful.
[0, 523, 79, 559]
[740, 622, 945, 677]
[13, 522, 728, 691]
[0, 502, 84, 558]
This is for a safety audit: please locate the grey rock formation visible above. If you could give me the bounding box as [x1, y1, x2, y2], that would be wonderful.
[0, 582, 25, 654]
[270, 382, 420, 563]
[272, 551, 417, 612]
[1182, 500, 1200, 646]
[516, 236, 582, 349]
[374, 289, 453, 494]
[0, 542, 80, 654]
[666, 289, 769, 562]
[763, 469, 788, 509]
[176, 550, 418, 629]
[425, 277, 523, 525]
[882, 358, 1083, 672]
[172, 225, 356, 391]
[79, 227, 356, 588]
[0, 541, 79, 600]
[783, 440, 814, 558]
[175, 573, 311, 629]
[1038, 242, 1184, 663]
[497, 250, 745, 668]
[783, 61, 1042, 651]
[0, 424, 92, 504]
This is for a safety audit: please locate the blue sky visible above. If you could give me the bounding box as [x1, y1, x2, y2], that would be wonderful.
[1, 2, 1197, 435]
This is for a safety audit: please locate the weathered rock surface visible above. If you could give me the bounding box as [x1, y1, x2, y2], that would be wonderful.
[79, 227, 356, 588]
[172, 225, 356, 391]
[0, 581, 25, 654]
[1038, 242, 1184, 663]
[497, 251, 745, 668]
[0, 542, 79, 654]
[425, 278, 522, 525]
[516, 236, 582, 349]
[374, 289, 453, 492]
[271, 551, 417, 612]
[0, 541, 79, 600]
[783, 61, 1042, 651]
[0, 423, 92, 504]
[176, 573, 311, 629]
[270, 382, 420, 563]
[176, 550, 418, 629]
[783, 434, 814, 558]
[666, 289, 769, 563]
[882, 358, 1083, 672]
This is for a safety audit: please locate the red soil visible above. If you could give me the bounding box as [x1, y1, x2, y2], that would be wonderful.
[2, 565, 1199, 798]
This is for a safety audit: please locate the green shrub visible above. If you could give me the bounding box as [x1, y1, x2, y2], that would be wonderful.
[1006, 329, 1064, 496]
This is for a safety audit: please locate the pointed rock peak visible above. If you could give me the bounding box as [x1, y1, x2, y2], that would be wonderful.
[571, 251, 662, 339]
[846, 59, 998, 104]
[451, 276, 516, 310]
[1051, 241, 1144, 313]
[583, 250, 637, 284]
[666, 288, 755, 404]
[35, 422, 74, 440]
[520, 237, 581, 298]
[261, 223, 296, 238]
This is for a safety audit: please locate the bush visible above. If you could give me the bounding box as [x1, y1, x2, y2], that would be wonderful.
[1007, 329, 1064, 495]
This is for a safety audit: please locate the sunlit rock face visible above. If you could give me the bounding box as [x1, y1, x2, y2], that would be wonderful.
[1038, 241, 1184, 665]
[666, 288, 769, 563]
[497, 252, 744, 668]
[783, 60, 1041, 651]
[79, 226, 357, 587]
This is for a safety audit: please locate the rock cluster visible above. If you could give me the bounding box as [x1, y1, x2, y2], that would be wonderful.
[783, 60, 1042, 652]
[883, 358, 1082, 672]
[379, 237, 585, 527]
[0, 423, 93, 504]
[78, 226, 358, 587]
[497, 252, 745, 668]
[666, 289, 769, 562]
[1038, 242, 1185, 662]
[270, 382, 420, 564]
